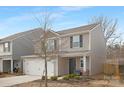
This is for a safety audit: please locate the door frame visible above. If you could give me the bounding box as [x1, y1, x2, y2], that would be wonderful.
[69, 57, 76, 74]
[3, 60, 11, 72]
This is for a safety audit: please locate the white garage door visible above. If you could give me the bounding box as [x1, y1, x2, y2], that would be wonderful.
[23, 58, 56, 76]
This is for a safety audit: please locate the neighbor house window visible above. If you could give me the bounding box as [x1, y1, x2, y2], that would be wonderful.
[3, 42, 10, 52]
[80, 57, 84, 68]
[0, 44, 4, 52]
[70, 35, 83, 48]
[47, 39, 57, 51]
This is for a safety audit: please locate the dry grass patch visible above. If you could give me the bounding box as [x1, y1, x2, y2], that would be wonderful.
[0, 72, 23, 78]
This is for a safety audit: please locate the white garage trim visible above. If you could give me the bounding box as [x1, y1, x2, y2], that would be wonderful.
[23, 57, 58, 76]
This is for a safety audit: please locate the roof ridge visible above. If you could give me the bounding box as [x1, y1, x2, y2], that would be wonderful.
[2, 28, 41, 39]
[57, 23, 98, 32]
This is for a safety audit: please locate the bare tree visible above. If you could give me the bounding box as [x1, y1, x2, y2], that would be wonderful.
[89, 16, 118, 44]
[89, 16, 120, 83]
[104, 35, 123, 82]
[32, 10, 66, 87]
[33, 11, 55, 87]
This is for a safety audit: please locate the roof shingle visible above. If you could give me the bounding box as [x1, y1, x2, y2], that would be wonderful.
[0, 23, 99, 42]
[57, 23, 98, 35]
[0, 28, 43, 42]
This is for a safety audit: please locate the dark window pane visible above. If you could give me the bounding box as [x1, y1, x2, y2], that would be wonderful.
[70, 36, 73, 48]
[80, 35, 83, 47]
[80, 58, 84, 67]
[54, 39, 57, 50]
[81, 62, 83, 67]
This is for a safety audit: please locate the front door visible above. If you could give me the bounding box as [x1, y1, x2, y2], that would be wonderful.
[3, 60, 11, 72]
[69, 58, 76, 74]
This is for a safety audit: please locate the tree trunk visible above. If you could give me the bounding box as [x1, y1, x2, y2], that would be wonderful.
[45, 56, 48, 87]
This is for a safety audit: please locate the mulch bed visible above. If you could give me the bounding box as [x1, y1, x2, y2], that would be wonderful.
[12, 79, 111, 87]
[8, 73, 124, 87]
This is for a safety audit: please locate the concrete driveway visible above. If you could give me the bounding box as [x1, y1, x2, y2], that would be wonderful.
[0, 75, 41, 87]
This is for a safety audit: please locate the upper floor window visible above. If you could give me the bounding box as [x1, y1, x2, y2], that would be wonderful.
[3, 42, 10, 52]
[73, 35, 80, 48]
[47, 39, 57, 51]
[70, 35, 83, 48]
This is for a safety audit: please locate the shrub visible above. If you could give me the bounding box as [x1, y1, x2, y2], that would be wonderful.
[74, 76, 81, 80]
[51, 76, 58, 81]
[63, 74, 81, 80]
[68, 74, 77, 78]
[63, 75, 69, 80]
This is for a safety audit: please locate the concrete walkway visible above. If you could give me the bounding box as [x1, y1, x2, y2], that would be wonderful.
[0, 75, 41, 87]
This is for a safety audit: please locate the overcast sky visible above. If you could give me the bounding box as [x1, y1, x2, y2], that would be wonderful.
[0, 6, 124, 39]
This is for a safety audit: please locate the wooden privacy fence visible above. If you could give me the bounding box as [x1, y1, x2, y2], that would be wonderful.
[104, 62, 120, 80]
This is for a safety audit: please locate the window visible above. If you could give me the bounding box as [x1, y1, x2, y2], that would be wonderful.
[80, 57, 84, 67]
[70, 35, 83, 48]
[54, 39, 57, 50]
[47, 39, 57, 51]
[0, 44, 3, 52]
[73, 35, 80, 48]
[3, 42, 10, 52]
[5, 43, 8, 48]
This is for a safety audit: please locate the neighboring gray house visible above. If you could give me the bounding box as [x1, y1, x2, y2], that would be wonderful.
[0, 28, 43, 73]
[22, 23, 106, 76]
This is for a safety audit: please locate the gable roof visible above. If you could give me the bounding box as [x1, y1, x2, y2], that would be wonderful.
[56, 23, 99, 35]
[0, 23, 99, 42]
[0, 28, 43, 42]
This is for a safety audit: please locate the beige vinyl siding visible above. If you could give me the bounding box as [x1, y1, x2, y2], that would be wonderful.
[90, 25, 106, 75]
[34, 31, 59, 54]
[12, 37, 34, 60]
[58, 57, 69, 75]
[60, 33, 90, 52]
[12, 30, 43, 60]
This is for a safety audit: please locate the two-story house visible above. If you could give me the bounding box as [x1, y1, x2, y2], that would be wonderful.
[0, 28, 43, 73]
[22, 23, 106, 76]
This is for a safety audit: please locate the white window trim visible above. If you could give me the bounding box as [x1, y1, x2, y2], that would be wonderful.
[80, 57, 84, 68]
[4, 42, 10, 52]
[47, 39, 55, 51]
[72, 35, 80, 48]
[5, 42, 9, 48]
